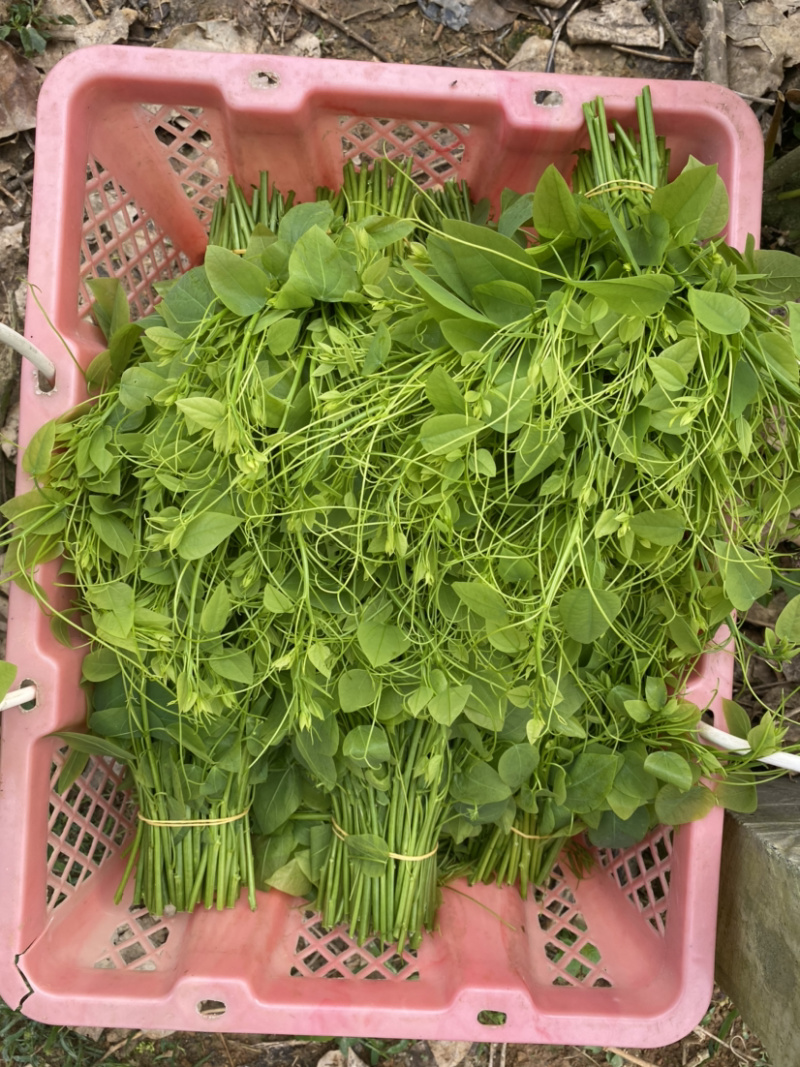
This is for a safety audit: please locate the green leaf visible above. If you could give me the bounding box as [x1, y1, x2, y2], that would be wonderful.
[452, 581, 508, 623]
[86, 581, 135, 638]
[343, 833, 390, 878]
[177, 512, 242, 560]
[624, 699, 651, 724]
[278, 201, 334, 246]
[81, 648, 120, 683]
[576, 275, 674, 316]
[363, 321, 391, 374]
[451, 761, 512, 806]
[88, 706, 132, 739]
[0, 487, 66, 534]
[643, 751, 693, 790]
[176, 396, 226, 431]
[267, 317, 301, 356]
[682, 157, 729, 239]
[655, 783, 716, 825]
[253, 766, 302, 834]
[776, 596, 800, 643]
[209, 649, 254, 686]
[439, 318, 495, 356]
[56, 746, 90, 795]
[406, 263, 491, 325]
[513, 427, 564, 485]
[688, 288, 749, 335]
[0, 661, 16, 702]
[559, 586, 622, 644]
[497, 743, 539, 789]
[533, 164, 580, 239]
[338, 669, 377, 712]
[159, 267, 217, 336]
[714, 771, 758, 814]
[356, 616, 411, 668]
[267, 855, 313, 897]
[118, 365, 169, 411]
[440, 219, 539, 294]
[473, 280, 537, 326]
[419, 413, 485, 455]
[713, 540, 772, 612]
[650, 163, 718, 244]
[53, 731, 132, 764]
[22, 421, 55, 479]
[628, 509, 686, 547]
[588, 807, 650, 849]
[645, 676, 668, 711]
[204, 245, 268, 316]
[343, 725, 391, 766]
[498, 190, 534, 237]
[288, 226, 358, 302]
[730, 359, 760, 419]
[564, 752, 618, 813]
[88, 513, 135, 558]
[425, 365, 465, 415]
[262, 583, 294, 614]
[649, 356, 687, 394]
[200, 582, 231, 634]
[428, 683, 471, 726]
[721, 699, 751, 740]
[88, 278, 129, 340]
[760, 333, 799, 385]
[751, 249, 800, 300]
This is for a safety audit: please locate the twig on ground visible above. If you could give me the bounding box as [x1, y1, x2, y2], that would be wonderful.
[693, 1027, 763, 1063]
[292, 0, 391, 61]
[95, 1031, 143, 1066]
[546, 0, 584, 73]
[611, 44, 693, 62]
[698, 0, 728, 86]
[479, 42, 508, 67]
[649, 0, 690, 56]
[219, 1033, 235, 1067]
[604, 1049, 661, 1067]
[686, 1050, 712, 1067]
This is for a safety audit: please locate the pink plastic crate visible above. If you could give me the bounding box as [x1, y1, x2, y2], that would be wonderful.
[1, 47, 761, 1044]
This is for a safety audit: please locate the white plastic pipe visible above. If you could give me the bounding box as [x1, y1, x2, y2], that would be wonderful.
[0, 685, 37, 712]
[698, 721, 800, 773]
[0, 323, 56, 384]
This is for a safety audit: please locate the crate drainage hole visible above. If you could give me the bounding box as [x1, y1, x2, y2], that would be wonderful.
[477, 1010, 507, 1026]
[197, 999, 227, 1018]
[19, 679, 37, 712]
[534, 90, 563, 107]
[250, 70, 280, 89]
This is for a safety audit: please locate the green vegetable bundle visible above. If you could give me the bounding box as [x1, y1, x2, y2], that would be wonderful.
[4, 89, 800, 952]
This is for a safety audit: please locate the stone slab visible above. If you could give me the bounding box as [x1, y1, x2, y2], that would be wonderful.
[716, 777, 800, 1067]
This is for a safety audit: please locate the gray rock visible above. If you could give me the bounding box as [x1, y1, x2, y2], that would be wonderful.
[716, 777, 800, 1067]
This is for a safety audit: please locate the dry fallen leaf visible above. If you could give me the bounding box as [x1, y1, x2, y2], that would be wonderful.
[317, 1052, 345, 1067]
[567, 0, 660, 47]
[285, 30, 322, 58]
[725, 0, 800, 95]
[74, 8, 138, 47]
[0, 42, 40, 138]
[157, 20, 260, 53]
[468, 0, 516, 32]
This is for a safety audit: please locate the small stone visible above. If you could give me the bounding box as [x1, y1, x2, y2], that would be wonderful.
[429, 1041, 474, 1067]
[567, 0, 660, 48]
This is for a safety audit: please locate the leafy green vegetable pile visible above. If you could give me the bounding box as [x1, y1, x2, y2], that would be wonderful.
[4, 88, 800, 951]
